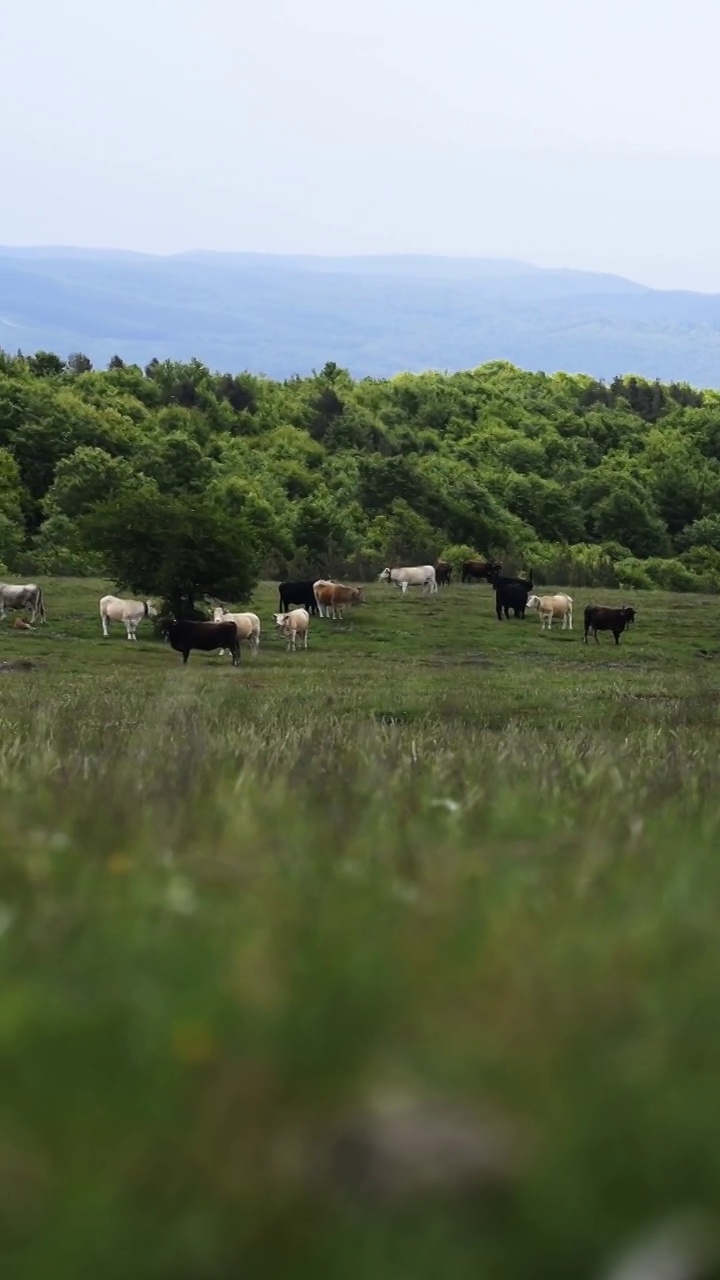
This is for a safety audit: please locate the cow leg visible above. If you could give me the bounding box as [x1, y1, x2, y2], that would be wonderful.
[182, 650, 190, 664]
[614, 631, 620, 645]
[568, 611, 573, 630]
[594, 630, 599, 645]
[101, 616, 109, 638]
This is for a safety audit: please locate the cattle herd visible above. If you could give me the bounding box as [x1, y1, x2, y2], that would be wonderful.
[0, 562, 638, 665]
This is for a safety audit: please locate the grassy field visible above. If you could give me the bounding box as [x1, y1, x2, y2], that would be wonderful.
[3, 576, 720, 1278]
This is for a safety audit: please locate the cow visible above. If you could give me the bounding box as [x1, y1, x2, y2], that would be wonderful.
[378, 565, 437, 595]
[495, 582, 530, 621]
[461, 559, 502, 584]
[0, 583, 47, 624]
[312, 579, 336, 618]
[274, 608, 310, 651]
[164, 619, 241, 666]
[278, 581, 321, 616]
[584, 605, 636, 646]
[434, 560, 453, 587]
[313, 581, 363, 620]
[212, 607, 261, 656]
[100, 595, 158, 640]
[527, 593, 573, 631]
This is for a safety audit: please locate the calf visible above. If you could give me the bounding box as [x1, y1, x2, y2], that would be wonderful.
[165, 620, 240, 666]
[278, 580, 320, 616]
[274, 608, 310, 651]
[461, 558, 502, 583]
[583, 604, 636, 645]
[434, 560, 453, 587]
[212, 608, 260, 656]
[527, 593, 573, 631]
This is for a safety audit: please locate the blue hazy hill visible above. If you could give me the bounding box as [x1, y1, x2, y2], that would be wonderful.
[2, 247, 720, 384]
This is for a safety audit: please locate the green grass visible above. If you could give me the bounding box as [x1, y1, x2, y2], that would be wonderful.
[3, 577, 720, 1278]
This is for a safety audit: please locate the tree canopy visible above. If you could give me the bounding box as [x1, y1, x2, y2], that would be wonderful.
[1, 349, 720, 592]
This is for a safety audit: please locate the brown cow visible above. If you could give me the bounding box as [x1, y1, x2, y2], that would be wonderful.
[583, 604, 636, 645]
[434, 560, 453, 586]
[313, 581, 364, 621]
[461, 558, 502, 584]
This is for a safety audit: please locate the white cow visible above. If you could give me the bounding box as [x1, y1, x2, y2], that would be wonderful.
[212, 608, 261, 656]
[274, 608, 309, 651]
[0, 583, 46, 624]
[100, 595, 158, 640]
[378, 565, 437, 595]
[527, 593, 573, 631]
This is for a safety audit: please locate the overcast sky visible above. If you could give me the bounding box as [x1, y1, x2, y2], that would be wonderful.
[2, 0, 720, 290]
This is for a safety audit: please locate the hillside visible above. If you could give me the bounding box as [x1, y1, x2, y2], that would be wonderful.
[3, 248, 720, 384]
[1, 352, 720, 594]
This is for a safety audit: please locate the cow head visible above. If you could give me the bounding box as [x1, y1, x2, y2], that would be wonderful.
[146, 600, 158, 618]
[526, 594, 540, 610]
[622, 606, 637, 625]
[212, 607, 226, 623]
[273, 613, 288, 630]
[377, 568, 391, 582]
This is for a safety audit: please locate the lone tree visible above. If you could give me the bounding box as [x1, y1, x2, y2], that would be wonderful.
[82, 490, 259, 617]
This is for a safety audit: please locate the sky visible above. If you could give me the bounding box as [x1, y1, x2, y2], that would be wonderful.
[2, 0, 720, 290]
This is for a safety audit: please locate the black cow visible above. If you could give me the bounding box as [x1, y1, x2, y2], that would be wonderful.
[165, 620, 241, 666]
[495, 582, 530, 620]
[461, 558, 502, 583]
[435, 560, 453, 586]
[583, 605, 636, 645]
[278, 580, 320, 616]
[489, 568, 533, 620]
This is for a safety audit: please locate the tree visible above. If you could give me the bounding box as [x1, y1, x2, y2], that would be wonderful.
[29, 351, 65, 378]
[67, 352, 93, 375]
[43, 446, 140, 520]
[81, 491, 259, 617]
[108, 355, 125, 370]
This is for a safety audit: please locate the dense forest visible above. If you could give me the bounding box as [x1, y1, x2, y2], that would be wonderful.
[1, 347, 720, 604]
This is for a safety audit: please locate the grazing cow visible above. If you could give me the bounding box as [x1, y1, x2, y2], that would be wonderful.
[0, 583, 46, 624]
[165, 619, 240, 665]
[378, 565, 437, 595]
[434, 560, 453, 587]
[313, 581, 363, 620]
[212, 607, 261, 656]
[278, 580, 321, 616]
[461, 559, 502, 584]
[100, 595, 158, 640]
[527, 593, 573, 631]
[274, 608, 310, 651]
[584, 605, 636, 646]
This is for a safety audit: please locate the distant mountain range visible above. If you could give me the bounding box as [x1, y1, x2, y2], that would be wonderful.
[2, 247, 720, 385]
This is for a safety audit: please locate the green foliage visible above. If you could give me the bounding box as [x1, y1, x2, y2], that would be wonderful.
[81, 490, 260, 616]
[2, 350, 720, 587]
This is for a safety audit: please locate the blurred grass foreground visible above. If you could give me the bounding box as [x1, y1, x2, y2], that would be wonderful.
[3, 579, 720, 1278]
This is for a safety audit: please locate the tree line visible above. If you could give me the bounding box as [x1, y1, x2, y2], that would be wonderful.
[1, 348, 719, 612]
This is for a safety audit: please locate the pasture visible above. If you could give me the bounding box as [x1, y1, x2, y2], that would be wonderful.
[3, 576, 720, 1279]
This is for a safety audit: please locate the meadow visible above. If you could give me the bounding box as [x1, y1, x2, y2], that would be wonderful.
[3, 576, 720, 1278]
